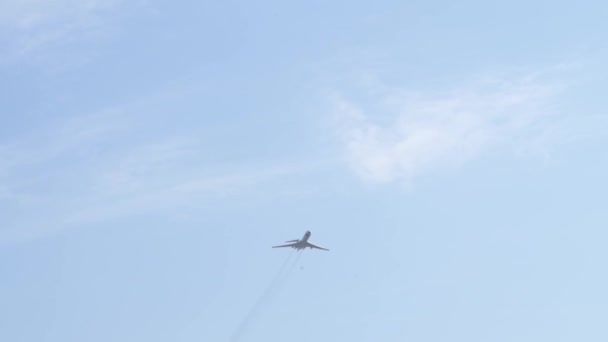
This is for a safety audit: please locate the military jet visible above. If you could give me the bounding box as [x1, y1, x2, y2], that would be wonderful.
[272, 231, 329, 251]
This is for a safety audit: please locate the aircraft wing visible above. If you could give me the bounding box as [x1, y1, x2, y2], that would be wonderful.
[305, 242, 329, 251]
[272, 243, 297, 248]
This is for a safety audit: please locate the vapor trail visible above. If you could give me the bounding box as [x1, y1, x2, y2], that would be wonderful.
[229, 250, 300, 342]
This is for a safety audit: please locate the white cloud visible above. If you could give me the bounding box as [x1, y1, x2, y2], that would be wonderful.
[333, 73, 562, 184]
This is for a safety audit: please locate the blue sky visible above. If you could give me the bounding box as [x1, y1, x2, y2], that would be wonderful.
[2, 1, 608, 341]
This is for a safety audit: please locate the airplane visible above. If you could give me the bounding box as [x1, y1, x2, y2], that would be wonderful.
[272, 231, 329, 251]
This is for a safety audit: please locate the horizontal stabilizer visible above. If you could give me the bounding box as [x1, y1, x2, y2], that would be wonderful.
[285, 239, 299, 242]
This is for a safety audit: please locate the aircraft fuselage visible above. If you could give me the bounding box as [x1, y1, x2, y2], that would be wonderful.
[301, 231, 311, 242]
[272, 230, 329, 251]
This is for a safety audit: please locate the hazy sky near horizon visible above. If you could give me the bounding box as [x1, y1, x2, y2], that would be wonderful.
[2, 1, 608, 341]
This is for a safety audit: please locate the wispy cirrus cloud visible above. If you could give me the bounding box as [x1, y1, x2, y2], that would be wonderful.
[0, 0, 118, 29]
[0, 100, 308, 244]
[0, 0, 123, 65]
[332, 72, 564, 184]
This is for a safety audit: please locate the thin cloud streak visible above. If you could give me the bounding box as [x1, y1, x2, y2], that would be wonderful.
[0, 104, 311, 244]
[0, 0, 123, 65]
[333, 73, 563, 184]
[0, 0, 118, 29]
